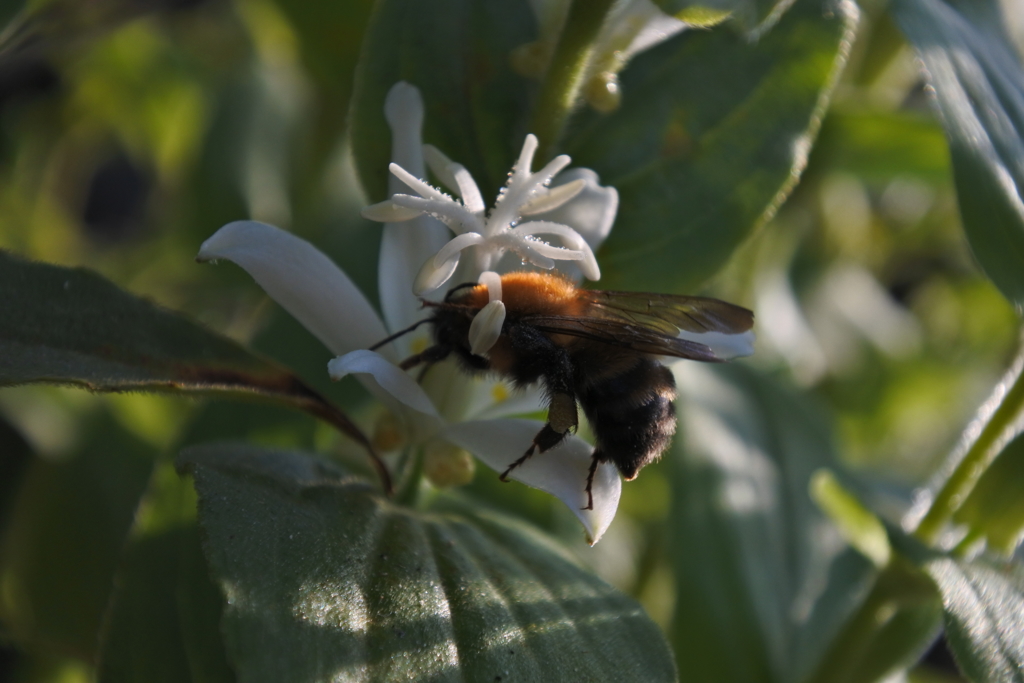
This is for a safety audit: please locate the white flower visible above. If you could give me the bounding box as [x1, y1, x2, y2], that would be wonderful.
[197, 82, 621, 544]
[362, 134, 611, 297]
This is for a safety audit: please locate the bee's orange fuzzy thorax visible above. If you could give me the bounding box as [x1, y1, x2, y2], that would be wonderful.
[465, 271, 582, 317]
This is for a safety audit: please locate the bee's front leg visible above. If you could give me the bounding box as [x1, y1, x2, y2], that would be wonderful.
[499, 392, 578, 480]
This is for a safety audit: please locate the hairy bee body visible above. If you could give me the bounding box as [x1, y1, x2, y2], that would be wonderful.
[393, 271, 754, 508]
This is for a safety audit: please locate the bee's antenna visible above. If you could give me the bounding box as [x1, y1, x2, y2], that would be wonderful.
[444, 281, 478, 301]
[369, 318, 433, 351]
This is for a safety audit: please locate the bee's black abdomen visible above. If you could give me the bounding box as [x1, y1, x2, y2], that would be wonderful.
[580, 358, 677, 479]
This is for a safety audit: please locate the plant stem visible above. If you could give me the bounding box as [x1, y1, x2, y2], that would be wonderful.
[529, 0, 616, 162]
[914, 350, 1024, 544]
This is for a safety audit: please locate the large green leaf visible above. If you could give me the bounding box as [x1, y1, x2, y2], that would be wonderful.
[890, 0, 1024, 311]
[922, 557, 1024, 683]
[811, 110, 950, 184]
[564, 0, 857, 292]
[179, 443, 676, 683]
[349, 0, 535, 202]
[667, 363, 876, 682]
[98, 458, 234, 683]
[0, 251, 370, 454]
[0, 409, 156, 660]
[668, 365, 941, 683]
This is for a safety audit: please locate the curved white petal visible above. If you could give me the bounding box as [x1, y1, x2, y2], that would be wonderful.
[197, 221, 388, 356]
[414, 252, 461, 295]
[516, 221, 600, 280]
[532, 169, 617, 282]
[422, 144, 460, 191]
[535, 169, 618, 250]
[434, 232, 485, 267]
[384, 82, 426, 186]
[390, 195, 481, 235]
[443, 418, 621, 544]
[361, 200, 424, 223]
[463, 380, 547, 420]
[390, 163, 451, 203]
[519, 179, 586, 216]
[328, 350, 439, 419]
[379, 212, 449, 349]
[477, 270, 502, 302]
[423, 145, 486, 215]
[468, 300, 506, 355]
[377, 83, 454, 349]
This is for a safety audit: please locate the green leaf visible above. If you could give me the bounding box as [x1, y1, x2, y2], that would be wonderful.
[922, 557, 1024, 683]
[0, 249, 299, 397]
[0, 409, 156, 660]
[811, 110, 951, 184]
[179, 443, 677, 683]
[890, 0, 1024, 311]
[0, 251, 372, 456]
[667, 363, 876, 682]
[565, 0, 857, 292]
[349, 0, 535, 202]
[98, 458, 234, 683]
[953, 432, 1024, 554]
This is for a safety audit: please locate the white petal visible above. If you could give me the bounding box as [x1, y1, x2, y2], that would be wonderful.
[513, 134, 539, 178]
[197, 221, 388, 356]
[531, 154, 573, 187]
[516, 221, 600, 280]
[328, 350, 439, 419]
[422, 144, 459, 190]
[463, 380, 547, 420]
[390, 163, 451, 203]
[414, 252, 461, 295]
[384, 82, 426, 190]
[674, 328, 757, 360]
[477, 270, 503, 302]
[377, 82, 453, 345]
[423, 144, 486, 215]
[490, 233, 557, 270]
[468, 300, 506, 355]
[361, 200, 424, 222]
[451, 166, 486, 215]
[378, 212, 449, 350]
[530, 169, 617, 282]
[390, 194, 481, 235]
[443, 419, 621, 544]
[434, 232, 485, 267]
[519, 179, 586, 215]
[534, 169, 618, 251]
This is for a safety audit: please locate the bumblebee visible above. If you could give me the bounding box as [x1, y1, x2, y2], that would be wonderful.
[376, 271, 754, 509]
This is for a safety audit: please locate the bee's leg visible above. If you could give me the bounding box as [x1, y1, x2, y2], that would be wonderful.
[582, 456, 599, 511]
[398, 345, 450, 371]
[499, 391, 578, 480]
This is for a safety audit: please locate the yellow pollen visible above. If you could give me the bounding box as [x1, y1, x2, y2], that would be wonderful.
[491, 383, 509, 404]
[411, 336, 429, 355]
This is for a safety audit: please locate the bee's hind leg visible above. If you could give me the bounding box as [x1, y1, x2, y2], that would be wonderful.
[499, 392, 577, 481]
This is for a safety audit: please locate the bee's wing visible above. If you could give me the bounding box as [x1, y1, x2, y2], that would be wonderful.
[530, 289, 755, 361]
[524, 315, 724, 361]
